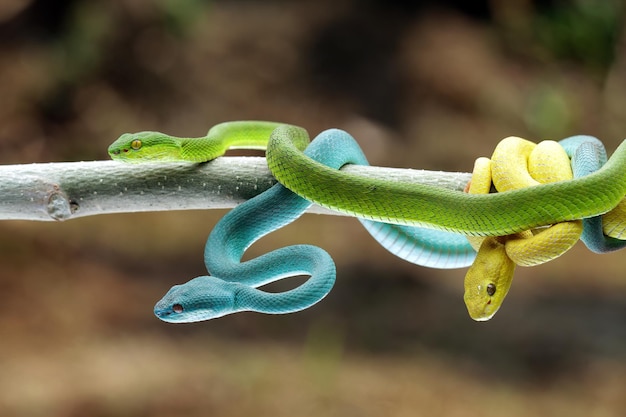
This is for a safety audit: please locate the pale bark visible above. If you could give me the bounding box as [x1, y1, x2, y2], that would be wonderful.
[0, 157, 471, 221]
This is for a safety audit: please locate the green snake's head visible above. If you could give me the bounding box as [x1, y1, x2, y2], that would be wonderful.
[108, 131, 182, 162]
[154, 276, 236, 322]
[463, 237, 516, 321]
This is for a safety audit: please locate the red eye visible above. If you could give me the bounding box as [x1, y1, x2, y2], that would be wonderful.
[172, 304, 184, 313]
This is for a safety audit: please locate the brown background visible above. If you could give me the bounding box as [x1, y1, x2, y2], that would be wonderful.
[1, 1, 626, 416]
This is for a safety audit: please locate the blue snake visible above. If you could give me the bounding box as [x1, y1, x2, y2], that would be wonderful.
[154, 128, 475, 322]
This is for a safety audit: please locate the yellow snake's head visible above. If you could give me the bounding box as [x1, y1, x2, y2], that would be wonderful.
[108, 131, 182, 162]
[463, 237, 516, 321]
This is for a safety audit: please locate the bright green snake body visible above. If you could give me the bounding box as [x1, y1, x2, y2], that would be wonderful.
[111, 121, 279, 162]
[265, 126, 626, 236]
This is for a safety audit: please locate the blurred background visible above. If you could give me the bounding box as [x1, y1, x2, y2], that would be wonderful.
[1, 0, 626, 416]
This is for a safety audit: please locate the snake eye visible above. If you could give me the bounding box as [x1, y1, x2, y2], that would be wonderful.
[486, 283, 496, 296]
[172, 304, 184, 313]
[131, 139, 142, 150]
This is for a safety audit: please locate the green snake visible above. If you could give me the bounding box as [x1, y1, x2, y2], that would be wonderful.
[265, 126, 626, 236]
[109, 122, 626, 321]
[109, 121, 475, 268]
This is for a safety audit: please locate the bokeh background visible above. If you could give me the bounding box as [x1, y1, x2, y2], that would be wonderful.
[1, 0, 626, 416]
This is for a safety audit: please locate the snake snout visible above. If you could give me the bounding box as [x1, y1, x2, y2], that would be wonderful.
[153, 305, 172, 318]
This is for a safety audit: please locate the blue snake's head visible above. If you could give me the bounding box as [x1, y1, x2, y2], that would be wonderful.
[108, 131, 183, 162]
[154, 276, 237, 323]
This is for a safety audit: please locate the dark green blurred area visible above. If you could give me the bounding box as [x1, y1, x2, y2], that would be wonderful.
[1, 0, 626, 416]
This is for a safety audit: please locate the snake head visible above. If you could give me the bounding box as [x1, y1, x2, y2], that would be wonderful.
[154, 276, 236, 322]
[463, 237, 516, 321]
[108, 131, 182, 162]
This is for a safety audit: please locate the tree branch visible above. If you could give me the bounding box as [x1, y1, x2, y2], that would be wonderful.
[0, 157, 472, 221]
